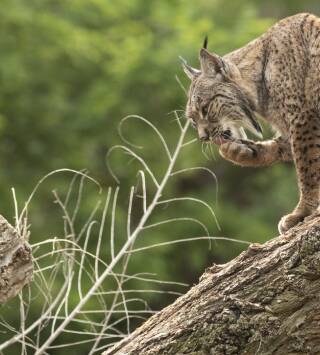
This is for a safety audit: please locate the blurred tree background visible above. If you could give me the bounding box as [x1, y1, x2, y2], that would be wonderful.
[0, 0, 319, 353]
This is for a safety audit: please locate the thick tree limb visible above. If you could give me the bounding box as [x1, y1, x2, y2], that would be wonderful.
[0, 215, 33, 304]
[104, 215, 320, 355]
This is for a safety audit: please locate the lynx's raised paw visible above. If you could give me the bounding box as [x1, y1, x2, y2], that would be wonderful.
[278, 211, 308, 234]
[219, 141, 257, 166]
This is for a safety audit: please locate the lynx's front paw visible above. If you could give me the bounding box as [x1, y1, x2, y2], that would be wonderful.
[219, 141, 257, 167]
[278, 211, 308, 234]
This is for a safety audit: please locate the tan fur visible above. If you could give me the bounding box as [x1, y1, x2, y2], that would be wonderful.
[182, 13, 320, 234]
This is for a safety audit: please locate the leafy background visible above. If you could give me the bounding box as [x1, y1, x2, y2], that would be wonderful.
[0, 0, 319, 353]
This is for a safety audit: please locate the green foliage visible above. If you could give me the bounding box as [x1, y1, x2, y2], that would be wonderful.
[0, 0, 319, 353]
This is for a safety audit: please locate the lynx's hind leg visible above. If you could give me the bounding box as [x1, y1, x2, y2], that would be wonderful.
[278, 111, 320, 234]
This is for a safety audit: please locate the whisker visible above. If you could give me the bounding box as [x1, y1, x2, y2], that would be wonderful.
[201, 142, 210, 160]
[209, 142, 216, 160]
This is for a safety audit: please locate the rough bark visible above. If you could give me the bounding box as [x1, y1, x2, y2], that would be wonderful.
[104, 215, 320, 355]
[0, 215, 33, 304]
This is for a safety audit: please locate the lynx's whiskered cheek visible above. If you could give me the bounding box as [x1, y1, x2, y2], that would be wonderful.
[218, 102, 263, 139]
[239, 105, 263, 139]
[221, 121, 248, 140]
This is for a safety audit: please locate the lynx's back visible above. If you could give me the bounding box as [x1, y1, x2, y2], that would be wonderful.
[224, 13, 320, 134]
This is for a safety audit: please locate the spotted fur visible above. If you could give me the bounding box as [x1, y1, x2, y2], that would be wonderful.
[182, 13, 320, 234]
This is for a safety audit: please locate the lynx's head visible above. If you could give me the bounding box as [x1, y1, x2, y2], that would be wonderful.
[181, 39, 262, 143]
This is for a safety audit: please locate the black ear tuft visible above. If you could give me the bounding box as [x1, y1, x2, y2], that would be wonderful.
[203, 35, 208, 49]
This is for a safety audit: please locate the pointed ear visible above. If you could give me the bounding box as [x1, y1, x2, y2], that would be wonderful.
[179, 56, 200, 80]
[199, 48, 229, 77]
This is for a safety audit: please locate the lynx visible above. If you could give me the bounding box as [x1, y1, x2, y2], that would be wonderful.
[181, 13, 320, 234]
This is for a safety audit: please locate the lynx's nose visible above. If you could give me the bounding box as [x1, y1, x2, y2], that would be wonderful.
[198, 127, 210, 141]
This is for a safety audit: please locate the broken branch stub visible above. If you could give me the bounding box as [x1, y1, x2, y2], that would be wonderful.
[0, 215, 33, 304]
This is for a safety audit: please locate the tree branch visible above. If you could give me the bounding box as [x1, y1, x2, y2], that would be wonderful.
[0, 215, 33, 304]
[104, 214, 320, 354]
